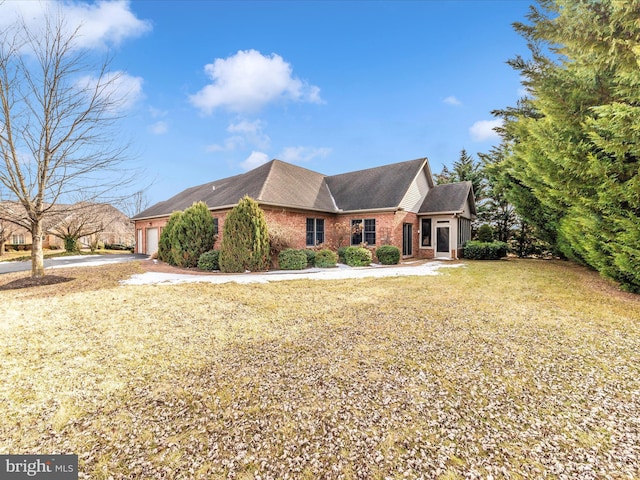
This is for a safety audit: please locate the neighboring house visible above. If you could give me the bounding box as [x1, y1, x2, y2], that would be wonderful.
[132, 158, 476, 260]
[0, 202, 134, 250]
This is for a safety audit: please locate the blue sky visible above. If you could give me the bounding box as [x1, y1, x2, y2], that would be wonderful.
[1, 0, 532, 206]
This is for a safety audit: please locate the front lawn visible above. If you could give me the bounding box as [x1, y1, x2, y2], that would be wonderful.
[0, 259, 638, 479]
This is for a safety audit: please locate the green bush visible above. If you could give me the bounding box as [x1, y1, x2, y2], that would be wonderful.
[158, 211, 183, 265]
[376, 245, 400, 265]
[314, 248, 338, 268]
[197, 250, 220, 271]
[463, 240, 509, 260]
[337, 246, 348, 264]
[303, 249, 316, 267]
[170, 202, 217, 268]
[219, 196, 270, 273]
[477, 224, 494, 242]
[278, 248, 307, 270]
[344, 246, 372, 266]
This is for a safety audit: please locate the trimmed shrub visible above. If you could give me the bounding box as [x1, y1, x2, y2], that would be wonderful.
[314, 248, 338, 268]
[278, 248, 307, 270]
[220, 196, 270, 273]
[344, 246, 372, 266]
[170, 202, 217, 268]
[463, 240, 509, 260]
[376, 245, 400, 265]
[477, 224, 494, 242]
[303, 249, 316, 267]
[198, 250, 220, 271]
[337, 246, 348, 264]
[158, 211, 183, 265]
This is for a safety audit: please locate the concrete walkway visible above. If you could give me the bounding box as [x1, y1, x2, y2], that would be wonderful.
[121, 261, 464, 286]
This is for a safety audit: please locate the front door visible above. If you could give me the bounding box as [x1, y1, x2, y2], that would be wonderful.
[436, 226, 450, 258]
[402, 223, 412, 257]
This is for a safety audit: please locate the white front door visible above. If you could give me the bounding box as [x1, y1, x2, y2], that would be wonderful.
[146, 227, 158, 255]
[435, 226, 450, 259]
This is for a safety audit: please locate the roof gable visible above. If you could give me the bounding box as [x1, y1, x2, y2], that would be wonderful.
[326, 158, 428, 211]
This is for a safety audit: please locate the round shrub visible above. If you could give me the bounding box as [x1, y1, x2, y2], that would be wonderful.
[278, 248, 308, 270]
[198, 250, 220, 271]
[376, 245, 400, 265]
[344, 246, 372, 267]
[337, 246, 348, 264]
[303, 249, 316, 267]
[477, 224, 494, 242]
[314, 248, 338, 268]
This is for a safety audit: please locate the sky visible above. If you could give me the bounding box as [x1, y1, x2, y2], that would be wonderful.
[0, 0, 533, 207]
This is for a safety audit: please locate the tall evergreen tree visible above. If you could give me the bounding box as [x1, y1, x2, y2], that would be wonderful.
[219, 196, 270, 273]
[496, 0, 640, 291]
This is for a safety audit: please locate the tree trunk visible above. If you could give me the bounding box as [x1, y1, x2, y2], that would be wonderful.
[31, 220, 45, 277]
[0, 238, 5, 256]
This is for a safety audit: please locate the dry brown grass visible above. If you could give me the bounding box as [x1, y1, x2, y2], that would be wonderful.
[1, 259, 639, 479]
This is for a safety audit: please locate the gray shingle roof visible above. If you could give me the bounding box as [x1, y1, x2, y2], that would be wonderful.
[419, 181, 475, 215]
[133, 160, 334, 219]
[133, 157, 471, 220]
[326, 158, 428, 211]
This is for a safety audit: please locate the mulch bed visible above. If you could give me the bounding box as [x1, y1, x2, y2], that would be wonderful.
[0, 275, 73, 291]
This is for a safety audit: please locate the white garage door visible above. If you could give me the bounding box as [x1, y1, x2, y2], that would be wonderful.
[146, 227, 159, 255]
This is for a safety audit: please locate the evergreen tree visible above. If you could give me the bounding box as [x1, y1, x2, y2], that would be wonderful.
[170, 202, 216, 268]
[451, 149, 487, 205]
[158, 211, 182, 265]
[219, 196, 270, 273]
[496, 0, 640, 291]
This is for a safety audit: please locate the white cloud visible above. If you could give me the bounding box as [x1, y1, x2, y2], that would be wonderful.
[241, 151, 270, 171]
[469, 119, 503, 142]
[444, 96, 462, 106]
[76, 71, 144, 112]
[0, 0, 151, 50]
[149, 121, 168, 135]
[206, 119, 271, 152]
[189, 49, 323, 114]
[278, 146, 332, 163]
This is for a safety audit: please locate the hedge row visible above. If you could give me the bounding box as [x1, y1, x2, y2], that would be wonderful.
[463, 241, 509, 260]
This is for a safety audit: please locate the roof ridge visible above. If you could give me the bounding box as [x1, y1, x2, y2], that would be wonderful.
[257, 159, 278, 200]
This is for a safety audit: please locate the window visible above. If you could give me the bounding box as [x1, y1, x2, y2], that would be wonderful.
[351, 218, 375, 245]
[306, 218, 324, 246]
[458, 217, 471, 245]
[213, 218, 219, 236]
[12, 234, 25, 244]
[421, 218, 432, 247]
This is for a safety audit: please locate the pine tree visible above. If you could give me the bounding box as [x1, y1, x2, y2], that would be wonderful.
[158, 211, 182, 265]
[219, 196, 270, 273]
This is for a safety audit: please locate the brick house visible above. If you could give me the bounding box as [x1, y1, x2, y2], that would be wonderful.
[132, 157, 476, 260]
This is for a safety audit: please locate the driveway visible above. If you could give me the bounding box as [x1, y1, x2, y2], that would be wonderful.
[122, 260, 464, 286]
[0, 253, 148, 274]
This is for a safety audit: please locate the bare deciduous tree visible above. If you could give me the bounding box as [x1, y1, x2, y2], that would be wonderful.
[0, 12, 134, 276]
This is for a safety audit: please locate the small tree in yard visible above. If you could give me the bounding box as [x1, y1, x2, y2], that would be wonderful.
[170, 202, 216, 268]
[219, 196, 269, 273]
[0, 11, 138, 277]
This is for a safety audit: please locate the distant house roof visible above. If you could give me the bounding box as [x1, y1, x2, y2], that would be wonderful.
[133, 158, 471, 220]
[419, 181, 476, 215]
